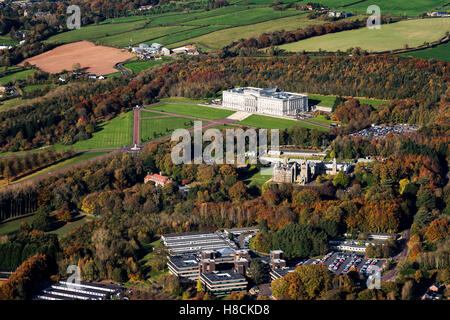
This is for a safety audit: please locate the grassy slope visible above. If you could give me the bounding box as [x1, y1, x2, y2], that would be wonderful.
[11, 151, 109, 184]
[69, 111, 133, 150]
[279, 18, 450, 52]
[147, 102, 235, 120]
[238, 114, 329, 131]
[123, 58, 171, 73]
[0, 214, 94, 237]
[96, 25, 196, 47]
[140, 117, 194, 143]
[344, 0, 447, 16]
[45, 20, 148, 43]
[398, 42, 450, 62]
[0, 69, 36, 85]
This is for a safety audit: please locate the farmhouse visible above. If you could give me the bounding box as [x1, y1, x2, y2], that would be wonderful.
[222, 87, 309, 116]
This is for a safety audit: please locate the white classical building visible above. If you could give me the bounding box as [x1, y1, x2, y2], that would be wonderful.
[222, 87, 309, 116]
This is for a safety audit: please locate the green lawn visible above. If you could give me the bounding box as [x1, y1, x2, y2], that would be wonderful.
[398, 42, 450, 62]
[147, 102, 235, 120]
[0, 69, 36, 85]
[11, 151, 109, 184]
[238, 114, 329, 131]
[21, 83, 57, 93]
[69, 111, 133, 150]
[151, 25, 228, 47]
[279, 18, 450, 53]
[45, 20, 149, 43]
[159, 97, 212, 104]
[308, 114, 335, 126]
[0, 214, 34, 237]
[140, 117, 194, 143]
[48, 215, 93, 237]
[344, 0, 447, 17]
[123, 58, 171, 74]
[244, 169, 271, 188]
[170, 13, 326, 50]
[307, 93, 388, 109]
[182, 7, 300, 26]
[96, 25, 195, 47]
[0, 36, 18, 46]
[0, 213, 93, 238]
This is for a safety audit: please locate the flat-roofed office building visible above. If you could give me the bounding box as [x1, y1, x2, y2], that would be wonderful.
[167, 255, 201, 281]
[222, 87, 308, 116]
[200, 271, 248, 296]
[161, 231, 235, 255]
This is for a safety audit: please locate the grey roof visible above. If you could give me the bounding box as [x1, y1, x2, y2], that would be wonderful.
[201, 270, 246, 282]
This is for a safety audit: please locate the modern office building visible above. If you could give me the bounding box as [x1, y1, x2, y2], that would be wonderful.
[161, 231, 235, 255]
[167, 255, 201, 281]
[200, 271, 248, 296]
[222, 87, 309, 116]
[35, 280, 121, 300]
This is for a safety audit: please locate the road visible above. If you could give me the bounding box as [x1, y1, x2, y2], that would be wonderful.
[382, 229, 410, 282]
[115, 62, 131, 76]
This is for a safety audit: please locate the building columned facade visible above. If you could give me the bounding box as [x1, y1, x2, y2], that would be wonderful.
[222, 87, 309, 116]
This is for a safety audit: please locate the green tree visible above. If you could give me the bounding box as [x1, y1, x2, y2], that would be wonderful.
[248, 258, 268, 285]
[333, 170, 350, 188]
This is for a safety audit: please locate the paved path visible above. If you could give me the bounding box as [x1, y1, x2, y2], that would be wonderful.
[382, 229, 410, 282]
[133, 107, 140, 145]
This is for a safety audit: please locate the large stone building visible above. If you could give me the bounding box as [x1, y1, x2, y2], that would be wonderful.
[272, 158, 352, 185]
[222, 87, 309, 116]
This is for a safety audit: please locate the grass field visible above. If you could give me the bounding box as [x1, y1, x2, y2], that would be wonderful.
[0, 214, 34, 237]
[344, 0, 448, 17]
[182, 7, 300, 26]
[398, 42, 450, 62]
[170, 13, 328, 50]
[0, 68, 36, 85]
[0, 213, 93, 238]
[21, 83, 57, 92]
[11, 152, 109, 184]
[151, 25, 228, 47]
[140, 117, 194, 143]
[244, 169, 271, 188]
[308, 114, 335, 126]
[279, 18, 450, 53]
[147, 102, 235, 120]
[96, 25, 196, 47]
[42, 5, 336, 52]
[159, 97, 213, 104]
[307, 93, 388, 109]
[0, 35, 18, 46]
[123, 58, 171, 74]
[45, 20, 149, 43]
[69, 111, 133, 150]
[238, 114, 329, 131]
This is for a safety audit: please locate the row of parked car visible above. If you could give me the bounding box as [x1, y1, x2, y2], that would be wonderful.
[359, 259, 379, 275]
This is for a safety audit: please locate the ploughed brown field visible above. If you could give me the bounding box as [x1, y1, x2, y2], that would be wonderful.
[20, 41, 134, 75]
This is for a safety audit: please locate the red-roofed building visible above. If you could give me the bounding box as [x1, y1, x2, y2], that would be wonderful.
[144, 172, 173, 187]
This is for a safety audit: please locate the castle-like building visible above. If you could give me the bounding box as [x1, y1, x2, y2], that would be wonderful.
[222, 87, 309, 116]
[272, 158, 351, 185]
